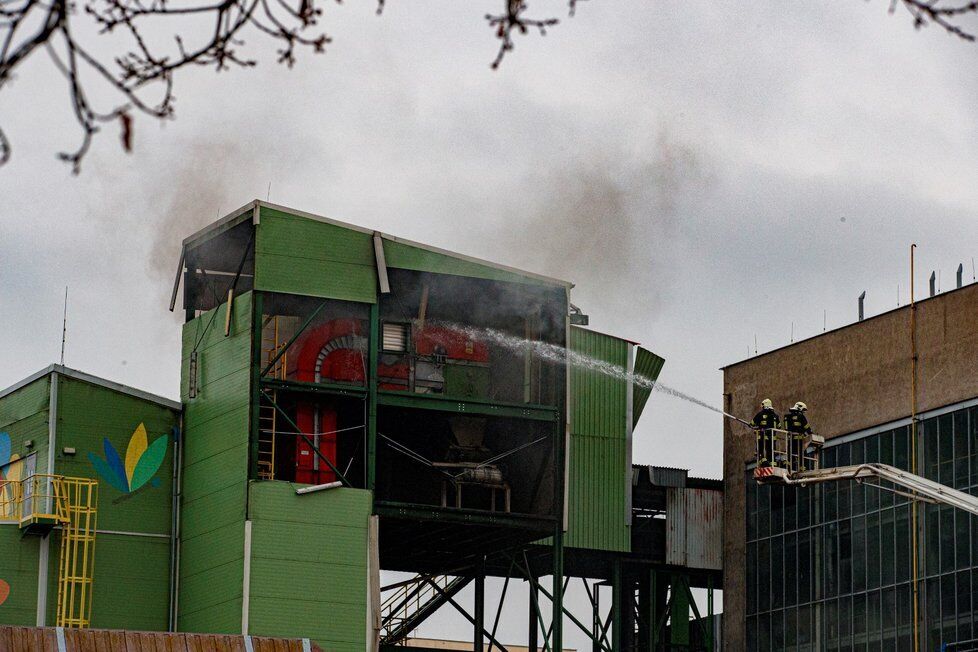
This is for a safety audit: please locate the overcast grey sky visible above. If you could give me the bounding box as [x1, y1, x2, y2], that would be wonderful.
[2, 0, 977, 643]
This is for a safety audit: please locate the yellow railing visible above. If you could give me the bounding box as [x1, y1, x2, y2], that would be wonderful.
[0, 474, 98, 628]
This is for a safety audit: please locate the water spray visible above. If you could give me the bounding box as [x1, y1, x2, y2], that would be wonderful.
[442, 322, 754, 428]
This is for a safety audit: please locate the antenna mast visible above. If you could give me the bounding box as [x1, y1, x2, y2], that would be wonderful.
[60, 286, 68, 366]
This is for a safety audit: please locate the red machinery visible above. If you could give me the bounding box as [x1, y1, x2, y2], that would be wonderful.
[291, 319, 489, 484]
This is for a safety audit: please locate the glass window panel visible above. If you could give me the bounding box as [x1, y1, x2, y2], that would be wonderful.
[925, 577, 940, 648]
[772, 609, 785, 650]
[759, 483, 771, 539]
[748, 471, 758, 542]
[838, 446, 851, 520]
[839, 520, 852, 595]
[955, 410, 969, 460]
[897, 584, 914, 652]
[785, 606, 797, 648]
[957, 509, 971, 570]
[785, 531, 798, 607]
[772, 535, 785, 610]
[925, 503, 941, 577]
[772, 485, 784, 536]
[940, 414, 954, 463]
[799, 603, 813, 647]
[785, 486, 797, 533]
[747, 615, 758, 652]
[924, 418, 939, 481]
[824, 598, 839, 648]
[867, 589, 882, 650]
[852, 592, 867, 643]
[956, 569, 971, 642]
[853, 515, 867, 592]
[881, 508, 896, 587]
[799, 528, 812, 605]
[759, 537, 771, 613]
[839, 594, 852, 646]
[798, 485, 811, 530]
[867, 510, 881, 591]
[882, 586, 897, 647]
[866, 435, 880, 511]
[941, 573, 956, 646]
[824, 523, 839, 599]
[941, 507, 955, 574]
[758, 612, 771, 652]
[894, 426, 909, 471]
[896, 505, 912, 584]
[747, 540, 758, 615]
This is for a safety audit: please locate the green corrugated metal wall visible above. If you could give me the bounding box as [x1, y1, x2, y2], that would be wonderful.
[247, 482, 371, 650]
[50, 376, 178, 631]
[0, 525, 39, 625]
[255, 207, 378, 303]
[179, 292, 253, 634]
[0, 376, 50, 476]
[253, 205, 560, 299]
[632, 346, 665, 427]
[382, 238, 553, 286]
[565, 327, 630, 552]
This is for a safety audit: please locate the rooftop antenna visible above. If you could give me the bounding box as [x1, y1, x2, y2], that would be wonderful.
[957, 263, 964, 289]
[858, 291, 866, 321]
[754, 334, 758, 356]
[897, 284, 900, 307]
[929, 271, 936, 297]
[266, 182, 271, 202]
[823, 309, 826, 332]
[60, 286, 68, 366]
[972, 257, 975, 282]
[790, 321, 794, 343]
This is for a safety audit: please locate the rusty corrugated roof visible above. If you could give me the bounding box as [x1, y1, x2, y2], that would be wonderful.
[0, 626, 323, 652]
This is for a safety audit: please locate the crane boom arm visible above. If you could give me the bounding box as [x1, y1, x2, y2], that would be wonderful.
[783, 463, 978, 516]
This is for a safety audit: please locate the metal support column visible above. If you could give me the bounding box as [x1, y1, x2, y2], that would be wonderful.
[670, 574, 690, 647]
[612, 559, 622, 649]
[367, 302, 379, 491]
[552, 526, 564, 652]
[528, 577, 539, 652]
[475, 559, 485, 652]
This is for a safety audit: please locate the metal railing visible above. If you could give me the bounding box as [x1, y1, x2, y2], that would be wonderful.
[755, 428, 821, 473]
[380, 574, 457, 643]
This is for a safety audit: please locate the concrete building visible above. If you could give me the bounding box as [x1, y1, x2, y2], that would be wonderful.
[722, 279, 978, 650]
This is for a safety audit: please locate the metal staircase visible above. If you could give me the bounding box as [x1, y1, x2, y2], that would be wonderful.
[0, 473, 98, 627]
[380, 574, 472, 644]
[54, 477, 99, 628]
[258, 315, 290, 480]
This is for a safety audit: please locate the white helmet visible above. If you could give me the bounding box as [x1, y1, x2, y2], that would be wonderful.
[792, 401, 808, 412]
[761, 398, 773, 409]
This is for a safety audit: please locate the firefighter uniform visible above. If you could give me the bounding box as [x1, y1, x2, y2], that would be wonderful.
[784, 406, 813, 471]
[752, 403, 781, 467]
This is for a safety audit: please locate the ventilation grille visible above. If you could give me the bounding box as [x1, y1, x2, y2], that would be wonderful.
[382, 323, 408, 352]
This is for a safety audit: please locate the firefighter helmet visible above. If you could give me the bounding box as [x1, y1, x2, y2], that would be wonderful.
[761, 398, 773, 409]
[792, 401, 808, 412]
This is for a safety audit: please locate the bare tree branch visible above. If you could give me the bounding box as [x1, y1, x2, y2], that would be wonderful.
[0, 0, 976, 171]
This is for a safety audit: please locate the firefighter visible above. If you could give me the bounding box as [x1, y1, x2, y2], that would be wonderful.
[751, 398, 780, 467]
[784, 401, 813, 471]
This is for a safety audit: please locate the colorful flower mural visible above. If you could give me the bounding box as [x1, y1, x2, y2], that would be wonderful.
[0, 579, 9, 606]
[0, 432, 24, 519]
[87, 423, 168, 498]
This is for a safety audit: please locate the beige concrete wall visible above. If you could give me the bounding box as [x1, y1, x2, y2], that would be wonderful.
[721, 282, 978, 650]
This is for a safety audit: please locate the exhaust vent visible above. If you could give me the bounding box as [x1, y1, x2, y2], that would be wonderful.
[382, 323, 408, 352]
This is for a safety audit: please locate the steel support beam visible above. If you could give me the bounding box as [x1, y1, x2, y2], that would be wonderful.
[260, 299, 329, 377]
[368, 302, 379, 491]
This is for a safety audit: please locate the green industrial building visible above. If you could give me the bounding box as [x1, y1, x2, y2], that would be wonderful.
[0, 201, 722, 651]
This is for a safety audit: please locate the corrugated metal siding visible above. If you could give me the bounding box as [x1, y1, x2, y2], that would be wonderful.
[382, 239, 550, 286]
[665, 488, 722, 570]
[247, 482, 371, 651]
[0, 525, 39, 625]
[254, 207, 378, 303]
[0, 626, 323, 651]
[632, 346, 665, 427]
[179, 292, 253, 633]
[0, 375, 50, 475]
[565, 327, 630, 552]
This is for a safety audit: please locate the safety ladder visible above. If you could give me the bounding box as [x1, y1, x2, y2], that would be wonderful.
[54, 477, 99, 628]
[258, 315, 289, 480]
[380, 574, 470, 644]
